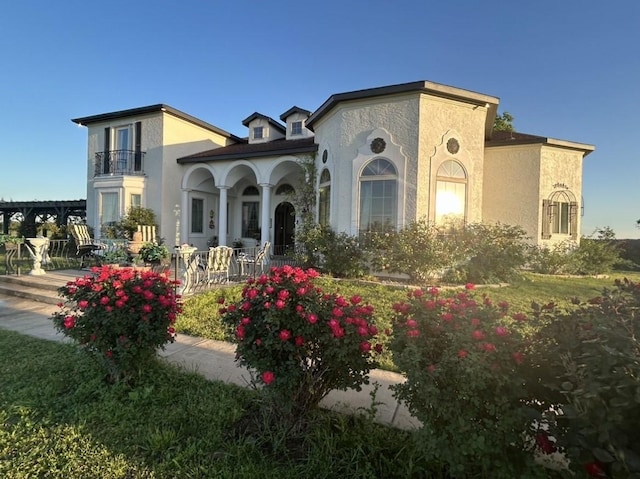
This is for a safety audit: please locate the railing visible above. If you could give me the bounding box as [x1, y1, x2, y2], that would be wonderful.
[94, 150, 145, 177]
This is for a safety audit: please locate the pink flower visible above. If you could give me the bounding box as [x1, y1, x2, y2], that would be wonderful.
[512, 352, 524, 365]
[241, 317, 251, 325]
[261, 370, 275, 385]
[405, 319, 418, 328]
[359, 341, 371, 352]
[275, 299, 286, 309]
[100, 296, 110, 305]
[494, 326, 508, 337]
[441, 312, 454, 322]
[295, 336, 304, 347]
[307, 313, 318, 324]
[406, 329, 419, 338]
[472, 330, 485, 341]
[236, 325, 245, 340]
[78, 300, 89, 310]
[458, 349, 468, 359]
[279, 329, 291, 341]
[254, 338, 262, 346]
[465, 283, 475, 290]
[63, 316, 76, 329]
[482, 342, 496, 352]
[142, 304, 153, 313]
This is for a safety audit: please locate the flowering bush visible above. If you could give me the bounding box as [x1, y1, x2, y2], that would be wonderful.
[219, 265, 382, 414]
[534, 278, 640, 478]
[389, 285, 547, 478]
[51, 265, 181, 383]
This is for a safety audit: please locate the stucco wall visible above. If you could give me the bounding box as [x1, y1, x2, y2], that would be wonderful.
[417, 95, 489, 223]
[312, 93, 420, 235]
[483, 144, 542, 242]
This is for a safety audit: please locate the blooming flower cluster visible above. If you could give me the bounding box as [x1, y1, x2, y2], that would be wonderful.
[51, 265, 181, 382]
[219, 265, 381, 412]
[389, 284, 537, 476]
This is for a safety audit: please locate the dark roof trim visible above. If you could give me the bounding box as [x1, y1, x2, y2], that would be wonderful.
[279, 106, 311, 121]
[178, 139, 317, 163]
[307, 80, 499, 127]
[486, 131, 595, 156]
[71, 104, 244, 143]
[241, 112, 286, 133]
[306, 80, 500, 138]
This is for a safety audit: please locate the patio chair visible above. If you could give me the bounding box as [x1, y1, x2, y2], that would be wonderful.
[69, 224, 106, 268]
[238, 241, 271, 278]
[206, 245, 233, 284]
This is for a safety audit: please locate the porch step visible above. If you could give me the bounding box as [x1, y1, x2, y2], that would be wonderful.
[0, 271, 81, 305]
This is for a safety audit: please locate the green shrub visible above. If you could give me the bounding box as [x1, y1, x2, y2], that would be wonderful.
[448, 222, 530, 284]
[534, 279, 640, 478]
[565, 227, 623, 275]
[51, 265, 180, 383]
[102, 206, 158, 240]
[220, 266, 382, 416]
[389, 285, 547, 478]
[369, 219, 457, 283]
[527, 240, 576, 274]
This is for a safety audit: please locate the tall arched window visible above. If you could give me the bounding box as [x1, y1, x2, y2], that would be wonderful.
[359, 158, 397, 236]
[318, 169, 331, 227]
[435, 160, 467, 227]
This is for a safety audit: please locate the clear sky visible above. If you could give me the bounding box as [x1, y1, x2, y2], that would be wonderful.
[1, 1, 639, 237]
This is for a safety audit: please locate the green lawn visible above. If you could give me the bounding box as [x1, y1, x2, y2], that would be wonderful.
[0, 329, 436, 479]
[176, 270, 640, 371]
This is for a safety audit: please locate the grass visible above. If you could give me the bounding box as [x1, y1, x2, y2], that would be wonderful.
[176, 270, 640, 371]
[0, 329, 438, 479]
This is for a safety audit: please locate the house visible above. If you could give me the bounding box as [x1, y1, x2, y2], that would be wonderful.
[71, 80, 594, 253]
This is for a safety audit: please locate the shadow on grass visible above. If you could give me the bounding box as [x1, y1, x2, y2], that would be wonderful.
[0, 329, 435, 479]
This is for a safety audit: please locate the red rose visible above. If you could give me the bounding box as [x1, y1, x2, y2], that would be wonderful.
[261, 371, 275, 385]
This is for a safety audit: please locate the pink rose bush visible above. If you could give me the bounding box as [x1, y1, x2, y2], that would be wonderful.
[220, 265, 381, 414]
[389, 286, 543, 478]
[51, 265, 181, 382]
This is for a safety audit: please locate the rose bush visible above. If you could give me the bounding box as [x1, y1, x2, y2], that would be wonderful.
[219, 265, 382, 415]
[51, 265, 181, 383]
[389, 285, 549, 478]
[534, 278, 640, 478]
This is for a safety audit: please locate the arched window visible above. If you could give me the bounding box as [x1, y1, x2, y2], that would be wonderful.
[435, 160, 467, 228]
[318, 169, 331, 227]
[359, 158, 397, 235]
[542, 190, 578, 239]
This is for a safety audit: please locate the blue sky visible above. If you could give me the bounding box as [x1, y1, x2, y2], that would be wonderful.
[1, 1, 639, 237]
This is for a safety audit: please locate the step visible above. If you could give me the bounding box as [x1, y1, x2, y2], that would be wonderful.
[0, 270, 82, 306]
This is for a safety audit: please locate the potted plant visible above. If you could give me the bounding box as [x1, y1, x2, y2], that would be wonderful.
[138, 243, 170, 264]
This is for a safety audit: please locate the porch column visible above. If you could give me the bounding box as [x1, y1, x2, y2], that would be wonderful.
[180, 189, 189, 245]
[218, 186, 228, 246]
[259, 183, 272, 246]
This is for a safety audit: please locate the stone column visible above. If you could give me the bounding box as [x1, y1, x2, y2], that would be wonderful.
[218, 186, 228, 246]
[259, 184, 271, 246]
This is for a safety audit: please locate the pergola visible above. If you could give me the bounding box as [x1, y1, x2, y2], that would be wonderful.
[0, 200, 86, 236]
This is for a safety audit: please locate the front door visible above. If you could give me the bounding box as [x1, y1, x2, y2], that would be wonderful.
[274, 202, 295, 255]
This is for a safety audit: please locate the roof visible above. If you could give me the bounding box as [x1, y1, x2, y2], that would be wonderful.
[177, 137, 317, 163]
[241, 112, 286, 134]
[486, 130, 595, 156]
[71, 104, 244, 143]
[279, 106, 311, 121]
[306, 80, 500, 139]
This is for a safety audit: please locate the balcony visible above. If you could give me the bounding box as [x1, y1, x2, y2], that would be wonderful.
[94, 150, 145, 177]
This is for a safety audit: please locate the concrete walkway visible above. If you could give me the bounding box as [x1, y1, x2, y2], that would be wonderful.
[0, 273, 419, 430]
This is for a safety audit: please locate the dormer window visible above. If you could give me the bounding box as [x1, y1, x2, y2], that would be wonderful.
[291, 121, 303, 136]
[253, 126, 264, 140]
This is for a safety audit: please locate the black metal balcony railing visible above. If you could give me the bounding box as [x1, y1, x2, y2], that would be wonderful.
[94, 150, 145, 177]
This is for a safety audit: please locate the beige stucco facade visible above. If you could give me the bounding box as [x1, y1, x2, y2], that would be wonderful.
[74, 80, 594, 252]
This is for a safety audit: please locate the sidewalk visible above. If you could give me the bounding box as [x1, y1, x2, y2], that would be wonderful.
[0, 280, 419, 430]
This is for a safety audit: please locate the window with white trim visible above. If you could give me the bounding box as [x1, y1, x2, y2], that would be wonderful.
[319, 169, 331, 227]
[435, 160, 467, 228]
[359, 158, 397, 236]
[542, 190, 578, 239]
[253, 126, 263, 140]
[191, 198, 204, 234]
[100, 192, 119, 227]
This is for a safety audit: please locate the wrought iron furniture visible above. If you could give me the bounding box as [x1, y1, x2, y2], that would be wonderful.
[69, 224, 105, 268]
[206, 246, 233, 284]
